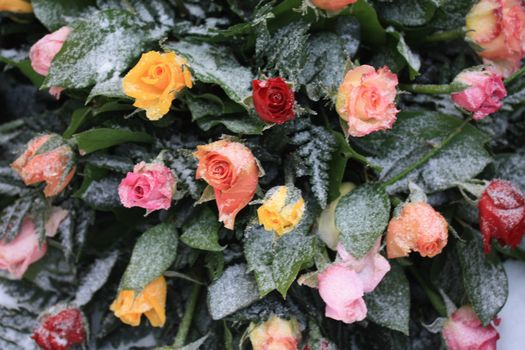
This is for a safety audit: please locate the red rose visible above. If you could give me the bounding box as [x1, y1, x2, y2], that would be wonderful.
[32, 307, 86, 350]
[252, 77, 295, 124]
[479, 179, 525, 253]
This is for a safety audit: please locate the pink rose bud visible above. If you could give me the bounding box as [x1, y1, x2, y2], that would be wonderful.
[451, 67, 507, 120]
[318, 264, 367, 324]
[118, 161, 176, 215]
[311, 0, 357, 12]
[248, 315, 301, 350]
[442, 305, 499, 350]
[336, 65, 399, 137]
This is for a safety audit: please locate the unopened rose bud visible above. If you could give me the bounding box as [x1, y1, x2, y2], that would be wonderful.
[249, 315, 301, 350]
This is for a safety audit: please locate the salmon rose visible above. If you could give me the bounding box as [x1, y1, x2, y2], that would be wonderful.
[123, 51, 192, 121]
[195, 140, 259, 230]
[249, 316, 301, 350]
[257, 185, 305, 236]
[0, 0, 32, 13]
[336, 65, 399, 137]
[311, 0, 357, 12]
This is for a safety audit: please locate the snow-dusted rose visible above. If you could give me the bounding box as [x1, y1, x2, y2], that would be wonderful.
[466, 0, 525, 77]
[336, 65, 399, 137]
[249, 315, 301, 350]
[257, 185, 305, 236]
[451, 67, 507, 120]
[386, 202, 448, 259]
[195, 140, 259, 229]
[118, 161, 176, 215]
[32, 306, 87, 350]
[0, 207, 68, 279]
[442, 305, 499, 350]
[311, 0, 357, 12]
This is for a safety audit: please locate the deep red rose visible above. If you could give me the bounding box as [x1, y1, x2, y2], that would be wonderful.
[32, 308, 86, 350]
[479, 179, 525, 253]
[252, 77, 295, 124]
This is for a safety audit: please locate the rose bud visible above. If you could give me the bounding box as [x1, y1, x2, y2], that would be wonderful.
[318, 264, 367, 324]
[451, 67, 507, 120]
[0, 207, 68, 279]
[29, 26, 71, 99]
[479, 179, 525, 253]
[248, 315, 301, 350]
[110, 276, 167, 327]
[466, 0, 525, 78]
[252, 77, 295, 124]
[386, 202, 448, 259]
[11, 134, 76, 197]
[336, 65, 399, 137]
[442, 305, 499, 350]
[32, 306, 87, 350]
[118, 161, 176, 215]
[311, 0, 357, 12]
[194, 140, 259, 230]
[123, 51, 192, 121]
[257, 185, 305, 236]
[0, 0, 32, 13]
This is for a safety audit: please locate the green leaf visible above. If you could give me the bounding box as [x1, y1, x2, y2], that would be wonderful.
[63, 107, 91, 139]
[494, 148, 525, 193]
[87, 76, 127, 102]
[386, 28, 421, 80]
[335, 184, 391, 258]
[365, 264, 410, 335]
[0, 197, 33, 243]
[181, 207, 224, 252]
[120, 223, 179, 291]
[84, 154, 134, 173]
[74, 250, 119, 306]
[32, 0, 96, 31]
[457, 231, 508, 325]
[73, 128, 153, 155]
[207, 264, 260, 320]
[349, 0, 386, 48]
[0, 56, 44, 87]
[375, 0, 436, 27]
[80, 177, 121, 210]
[355, 111, 492, 194]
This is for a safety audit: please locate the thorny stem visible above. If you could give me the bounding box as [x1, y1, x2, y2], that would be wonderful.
[424, 28, 465, 43]
[504, 65, 525, 86]
[399, 83, 465, 95]
[173, 283, 201, 348]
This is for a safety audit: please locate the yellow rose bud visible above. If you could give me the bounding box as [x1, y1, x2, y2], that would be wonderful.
[110, 276, 167, 327]
[0, 0, 32, 13]
[122, 51, 192, 121]
[248, 316, 301, 350]
[257, 185, 305, 236]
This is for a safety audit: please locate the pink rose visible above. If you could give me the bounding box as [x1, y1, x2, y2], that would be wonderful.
[451, 67, 507, 120]
[118, 161, 176, 215]
[442, 305, 499, 350]
[311, 0, 357, 12]
[336, 238, 390, 293]
[336, 65, 399, 137]
[318, 264, 367, 324]
[249, 316, 301, 350]
[0, 207, 68, 279]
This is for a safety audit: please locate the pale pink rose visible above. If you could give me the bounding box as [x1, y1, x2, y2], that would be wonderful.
[466, 0, 525, 77]
[311, 0, 357, 12]
[336, 238, 390, 293]
[318, 264, 367, 324]
[336, 65, 399, 137]
[0, 207, 68, 279]
[118, 161, 176, 215]
[442, 305, 499, 350]
[451, 67, 507, 120]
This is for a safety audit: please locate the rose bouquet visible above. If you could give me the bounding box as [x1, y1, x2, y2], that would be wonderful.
[0, 0, 525, 349]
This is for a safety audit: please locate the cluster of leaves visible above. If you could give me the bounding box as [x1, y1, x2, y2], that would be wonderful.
[0, 0, 524, 349]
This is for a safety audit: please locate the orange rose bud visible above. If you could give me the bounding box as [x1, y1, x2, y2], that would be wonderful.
[386, 202, 448, 259]
[248, 315, 301, 350]
[122, 51, 192, 121]
[110, 276, 167, 327]
[194, 140, 259, 230]
[311, 0, 357, 12]
[11, 134, 76, 197]
[0, 0, 32, 13]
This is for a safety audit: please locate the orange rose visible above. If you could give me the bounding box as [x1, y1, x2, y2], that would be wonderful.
[195, 140, 259, 230]
[386, 202, 448, 259]
[11, 134, 76, 197]
[0, 0, 32, 13]
[248, 316, 301, 350]
[110, 276, 167, 327]
[311, 0, 357, 12]
[122, 51, 192, 121]
[336, 65, 399, 137]
[466, 0, 525, 77]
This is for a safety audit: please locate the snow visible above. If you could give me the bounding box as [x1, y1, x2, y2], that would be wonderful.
[0, 283, 19, 309]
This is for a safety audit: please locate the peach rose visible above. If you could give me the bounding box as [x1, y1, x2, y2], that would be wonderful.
[336, 65, 399, 137]
[0, 0, 32, 13]
[386, 202, 448, 259]
[311, 0, 357, 12]
[110, 276, 167, 327]
[248, 316, 301, 350]
[194, 140, 259, 230]
[11, 134, 76, 197]
[257, 185, 305, 236]
[466, 0, 525, 77]
[122, 51, 192, 121]
[0, 207, 68, 279]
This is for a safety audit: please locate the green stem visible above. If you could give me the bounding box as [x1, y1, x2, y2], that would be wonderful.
[399, 83, 465, 95]
[504, 65, 525, 86]
[173, 284, 201, 348]
[424, 28, 465, 42]
[382, 117, 472, 188]
[407, 265, 447, 317]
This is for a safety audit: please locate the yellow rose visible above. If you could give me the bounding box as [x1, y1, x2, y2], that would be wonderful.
[110, 276, 167, 327]
[248, 316, 301, 350]
[257, 186, 305, 236]
[122, 51, 192, 121]
[0, 0, 32, 13]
